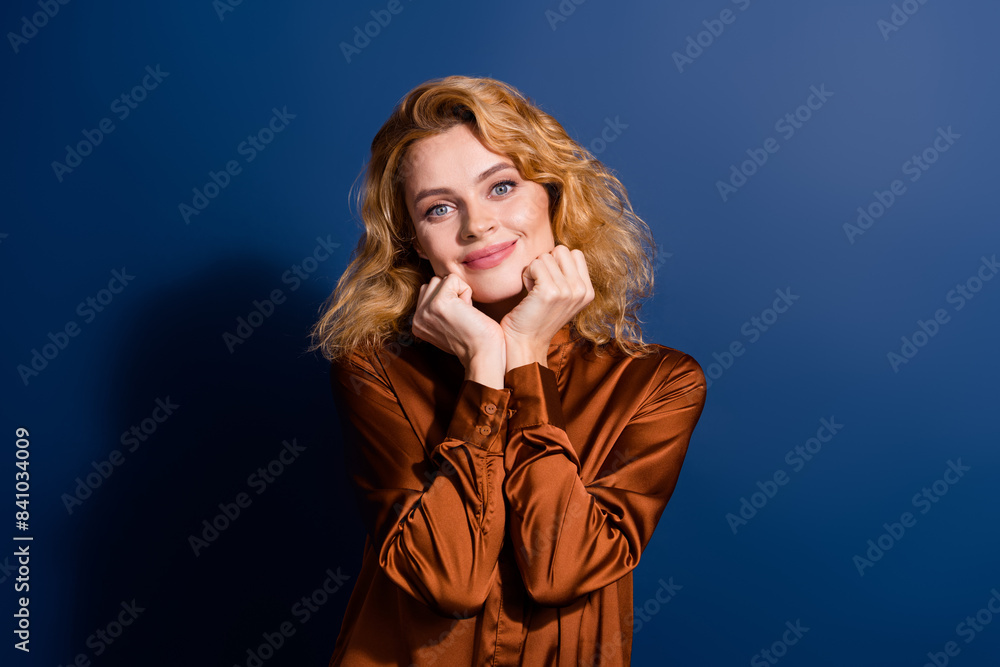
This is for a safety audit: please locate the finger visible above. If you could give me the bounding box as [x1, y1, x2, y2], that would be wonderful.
[430, 274, 473, 311]
[427, 275, 452, 305]
[521, 263, 535, 293]
[447, 273, 472, 297]
[539, 252, 571, 298]
[415, 284, 427, 312]
[550, 245, 583, 287]
[525, 255, 557, 297]
[452, 275, 474, 305]
[569, 248, 594, 302]
[424, 276, 441, 295]
[416, 279, 437, 310]
[439, 274, 467, 301]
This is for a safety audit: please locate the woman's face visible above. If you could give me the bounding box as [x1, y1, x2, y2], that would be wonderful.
[402, 123, 555, 307]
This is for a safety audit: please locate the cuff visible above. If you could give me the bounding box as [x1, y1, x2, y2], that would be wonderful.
[504, 363, 566, 432]
[444, 380, 512, 451]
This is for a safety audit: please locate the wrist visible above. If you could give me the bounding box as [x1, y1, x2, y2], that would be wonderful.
[504, 337, 548, 373]
[465, 351, 505, 390]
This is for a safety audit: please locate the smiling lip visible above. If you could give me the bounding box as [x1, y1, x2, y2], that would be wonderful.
[462, 240, 517, 269]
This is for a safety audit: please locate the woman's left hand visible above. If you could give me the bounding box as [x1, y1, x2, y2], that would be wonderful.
[500, 245, 595, 371]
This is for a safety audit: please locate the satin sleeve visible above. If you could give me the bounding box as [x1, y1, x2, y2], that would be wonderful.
[502, 353, 707, 606]
[331, 350, 511, 616]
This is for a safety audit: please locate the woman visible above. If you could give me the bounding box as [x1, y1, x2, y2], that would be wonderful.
[312, 75, 707, 666]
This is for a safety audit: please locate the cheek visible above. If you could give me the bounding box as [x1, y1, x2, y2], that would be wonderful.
[510, 196, 554, 246]
[414, 230, 453, 273]
[507, 193, 546, 225]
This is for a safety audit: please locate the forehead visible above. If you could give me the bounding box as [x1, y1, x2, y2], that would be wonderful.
[402, 125, 510, 193]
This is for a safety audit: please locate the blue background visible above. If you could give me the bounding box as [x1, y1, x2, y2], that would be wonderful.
[3, 1, 999, 665]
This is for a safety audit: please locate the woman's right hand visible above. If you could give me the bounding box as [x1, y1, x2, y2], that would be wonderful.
[412, 274, 506, 388]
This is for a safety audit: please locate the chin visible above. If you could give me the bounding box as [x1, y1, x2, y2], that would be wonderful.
[467, 273, 526, 305]
[470, 288, 524, 305]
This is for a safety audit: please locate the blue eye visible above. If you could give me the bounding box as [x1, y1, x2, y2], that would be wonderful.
[425, 204, 452, 218]
[491, 180, 516, 196]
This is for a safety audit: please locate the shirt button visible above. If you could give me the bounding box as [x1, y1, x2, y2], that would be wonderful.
[478, 425, 491, 436]
[483, 403, 497, 415]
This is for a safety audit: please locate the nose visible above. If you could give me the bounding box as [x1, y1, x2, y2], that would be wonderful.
[461, 200, 496, 239]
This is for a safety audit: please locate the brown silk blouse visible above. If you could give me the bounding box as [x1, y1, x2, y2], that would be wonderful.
[327, 324, 707, 666]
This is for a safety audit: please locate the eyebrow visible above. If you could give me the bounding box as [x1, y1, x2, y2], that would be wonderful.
[411, 162, 517, 208]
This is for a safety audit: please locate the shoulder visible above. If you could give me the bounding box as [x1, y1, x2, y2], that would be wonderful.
[631, 344, 705, 399]
[565, 339, 706, 405]
[330, 338, 460, 396]
[331, 346, 386, 385]
[328, 347, 388, 404]
[645, 345, 707, 403]
[646, 344, 705, 384]
[329, 341, 413, 396]
[570, 337, 703, 379]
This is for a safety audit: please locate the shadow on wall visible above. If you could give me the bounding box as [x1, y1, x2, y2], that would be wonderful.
[67, 257, 364, 666]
